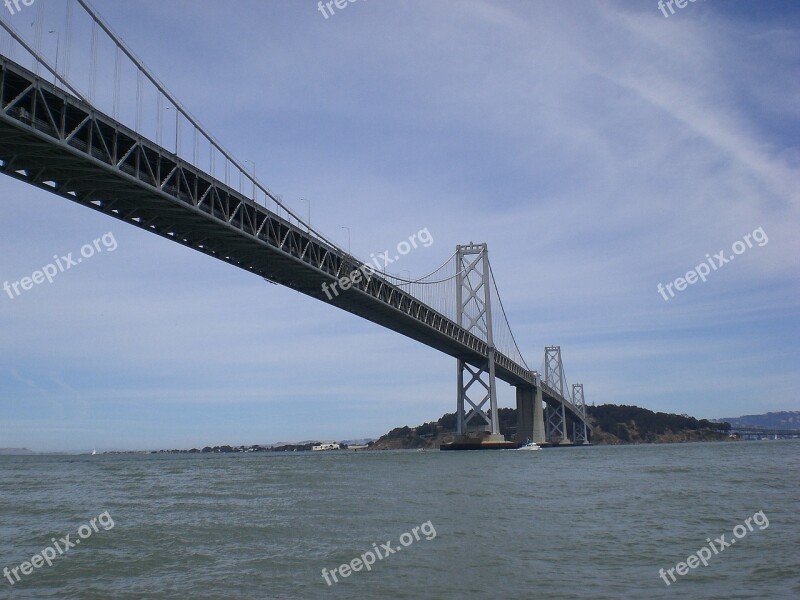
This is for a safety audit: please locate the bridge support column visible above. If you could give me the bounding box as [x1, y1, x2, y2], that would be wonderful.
[453, 243, 503, 443]
[456, 356, 501, 441]
[533, 384, 546, 444]
[545, 405, 568, 444]
[515, 387, 532, 443]
[516, 383, 546, 445]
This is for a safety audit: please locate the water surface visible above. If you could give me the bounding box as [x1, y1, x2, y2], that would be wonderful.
[1, 441, 798, 599]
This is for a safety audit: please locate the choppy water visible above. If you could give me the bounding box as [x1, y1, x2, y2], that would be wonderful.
[1, 441, 798, 599]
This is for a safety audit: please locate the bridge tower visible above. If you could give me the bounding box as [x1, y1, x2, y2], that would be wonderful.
[571, 383, 589, 444]
[544, 345, 571, 444]
[455, 243, 504, 442]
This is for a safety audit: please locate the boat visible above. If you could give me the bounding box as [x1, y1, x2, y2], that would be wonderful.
[311, 443, 340, 451]
[518, 440, 541, 451]
[91, 449, 97, 455]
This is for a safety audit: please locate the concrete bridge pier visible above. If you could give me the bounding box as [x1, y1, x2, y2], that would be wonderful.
[515, 384, 546, 445]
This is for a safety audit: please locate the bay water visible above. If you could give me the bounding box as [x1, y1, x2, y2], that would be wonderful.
[1, 440, 798, 599]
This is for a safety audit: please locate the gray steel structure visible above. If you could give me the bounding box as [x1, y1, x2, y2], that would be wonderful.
[0, 52, 591, 440]
[572, 383, 589, 444]
[455, 243, 500, 438]
[544, 346, 570, 443]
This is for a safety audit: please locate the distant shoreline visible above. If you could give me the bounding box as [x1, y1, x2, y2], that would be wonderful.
[0, 448, 35, 455]
[6, 438, 800, 456]
[6, 406, 798, 454]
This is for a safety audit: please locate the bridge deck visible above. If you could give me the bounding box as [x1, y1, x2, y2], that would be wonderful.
[0, 55, 589, 428]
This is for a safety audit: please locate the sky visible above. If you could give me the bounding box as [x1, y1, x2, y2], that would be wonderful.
[0, 0, 798, 452]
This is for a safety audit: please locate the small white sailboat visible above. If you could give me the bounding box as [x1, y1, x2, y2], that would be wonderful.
[91, 448, 97, 456]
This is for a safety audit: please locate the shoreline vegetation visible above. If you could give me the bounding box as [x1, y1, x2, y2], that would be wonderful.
[369, 404, 735, 450]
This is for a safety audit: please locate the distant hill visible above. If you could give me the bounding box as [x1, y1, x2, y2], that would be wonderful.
[589, 404, 729, 444]
[0, 448, 34, 455]
[370, 404, 732, 449]
[715, 411, 800, 430]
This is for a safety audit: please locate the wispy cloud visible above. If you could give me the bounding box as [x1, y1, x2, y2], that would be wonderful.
[0, 0, 797, 450]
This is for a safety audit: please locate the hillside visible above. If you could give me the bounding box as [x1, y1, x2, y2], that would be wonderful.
[370, 404, 733, 449]
[715, 411, 800, 430]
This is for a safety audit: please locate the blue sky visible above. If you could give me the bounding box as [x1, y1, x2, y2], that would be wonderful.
[1, 0, 798, 452]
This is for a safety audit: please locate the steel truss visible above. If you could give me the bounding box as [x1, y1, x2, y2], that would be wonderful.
[455, 243, 499, 437]
[571, 383, 588, 444]
[544, 346, 570, 443]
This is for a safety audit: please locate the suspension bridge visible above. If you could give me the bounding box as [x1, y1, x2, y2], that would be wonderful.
[0, 0, 592, 448]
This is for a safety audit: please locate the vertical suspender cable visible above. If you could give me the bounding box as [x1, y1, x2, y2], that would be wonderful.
[156, 93, 163, 146]
[135, 69, 142, 132]
[113, 45, 120, 119]
[64, 0, 72, 82]
[33, 1, 45, 76]
[0, 19, 86, 102]
[210, 137, 215, 179]
[89, 19, 97, 102]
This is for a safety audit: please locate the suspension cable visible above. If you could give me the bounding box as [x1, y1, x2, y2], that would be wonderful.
[488, 262, 530, 370]
[0, 19, 87, 101]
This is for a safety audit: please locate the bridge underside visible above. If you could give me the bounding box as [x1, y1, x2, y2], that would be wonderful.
[0, 56, 591, 435]
[0, 115, 499, 372]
